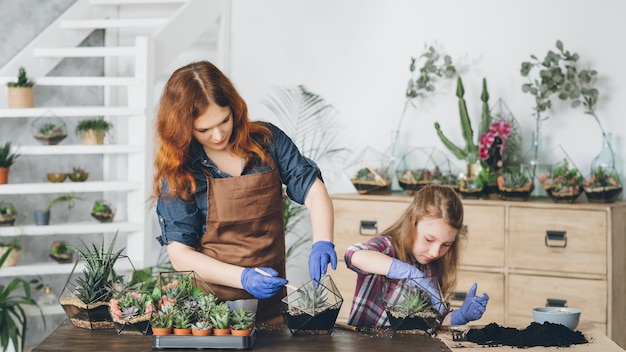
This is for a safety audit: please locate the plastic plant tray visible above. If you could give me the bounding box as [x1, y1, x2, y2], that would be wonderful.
[152, 329, 256, 350]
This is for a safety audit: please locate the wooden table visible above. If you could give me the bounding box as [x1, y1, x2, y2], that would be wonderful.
[33, 320, 625, 352]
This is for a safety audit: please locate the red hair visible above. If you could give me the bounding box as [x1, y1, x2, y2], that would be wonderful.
[152, 61, 271, 201]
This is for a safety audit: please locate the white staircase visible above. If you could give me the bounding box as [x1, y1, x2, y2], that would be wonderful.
[0, 0, 230, 275]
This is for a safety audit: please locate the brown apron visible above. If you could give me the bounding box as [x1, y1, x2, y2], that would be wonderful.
[199, 156, 286, 323]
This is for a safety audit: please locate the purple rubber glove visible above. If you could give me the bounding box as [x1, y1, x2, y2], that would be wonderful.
[308, 241, 338, 282]
[240, 267, 288, 299]
[450, 283, 489, 326]
[387, 258, 445, 313]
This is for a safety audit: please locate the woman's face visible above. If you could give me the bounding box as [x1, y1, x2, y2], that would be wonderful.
[412, 217, 458, 265]
[192, 104, 233, 152]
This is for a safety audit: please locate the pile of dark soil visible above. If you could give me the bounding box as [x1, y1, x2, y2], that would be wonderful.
[466, 322, 588, 348]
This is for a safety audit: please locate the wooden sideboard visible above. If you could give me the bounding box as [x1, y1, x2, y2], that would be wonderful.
[331, 193, 626, 348]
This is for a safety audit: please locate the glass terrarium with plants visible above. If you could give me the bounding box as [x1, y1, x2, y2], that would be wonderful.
[496, 168, 534, 201]
[68, 166, 89, 182]
[0, 202, 17, 226]
[31, 113, 67, 145]
[539, 158, 584, 204]
[396, 147, 459, 195]
[91, 200, 115, 223]
[382, 277, 448, 335]
[282, 275, 343, 335]
[345, 147, 392, 195]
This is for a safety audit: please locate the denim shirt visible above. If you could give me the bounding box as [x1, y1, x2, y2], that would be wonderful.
[156, 122, 322, 247]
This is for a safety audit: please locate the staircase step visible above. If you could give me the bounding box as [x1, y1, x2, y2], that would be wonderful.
[34, 46, 137, 58]
[35, 76, 142, 86]
[61, 18, 169, 29]
[90, 0, 185, 4]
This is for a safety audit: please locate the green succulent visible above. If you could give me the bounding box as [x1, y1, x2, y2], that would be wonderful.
[150, 303, 174, 328]
[230, 307, 255, 330]
[0, 142, 20, 168]
[209, 302, 231, 329]
[397, 288, 430, 313]
[7, 67, 34, 88]
[172, 306, 194, 329]
[74, 233, 124, 304]
[297, 283, 328, 311]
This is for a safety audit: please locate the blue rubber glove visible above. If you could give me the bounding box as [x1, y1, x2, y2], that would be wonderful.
[308, 241, 338, 282]
[450, 283, 489, 326]
[387, 258, 445, 313]
[240, 267, 288, 299]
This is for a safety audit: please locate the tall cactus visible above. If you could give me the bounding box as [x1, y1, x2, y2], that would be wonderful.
[434, 77, 490, 164]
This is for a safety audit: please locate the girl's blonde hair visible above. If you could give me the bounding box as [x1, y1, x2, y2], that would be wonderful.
[382, 185, 464, 298]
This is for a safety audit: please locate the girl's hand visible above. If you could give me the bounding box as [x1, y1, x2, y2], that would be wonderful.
[450, 282, 489, 325]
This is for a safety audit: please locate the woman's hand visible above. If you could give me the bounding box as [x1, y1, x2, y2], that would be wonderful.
[308, 240, 337, 282]
[240, 267, 288, 299]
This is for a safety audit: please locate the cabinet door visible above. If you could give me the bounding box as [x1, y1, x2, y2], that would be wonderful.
[508, 274, 607, 326]
[333, 265, 358, 324]
[451, 271, 504, 325]
[333, 198, 410, 261]
[508, 207, 607, 275]
[460, 204, 505, 267]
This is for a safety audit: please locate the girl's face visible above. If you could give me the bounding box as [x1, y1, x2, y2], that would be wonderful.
[412, 217, 458, 265]
[192, 104, 233, 152]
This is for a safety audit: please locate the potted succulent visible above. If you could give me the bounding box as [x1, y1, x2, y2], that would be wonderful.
[0, 142, 20, 184]
[210, 302, 232, 335]
[68, 166, 89, 182]
[75, 118, 113, 145]
[0, 247, 44, 352]
[383, 277, 448, 335]
[172, 306, 194, 335]
[49, 240, 75, 264]
[91, 200, 115, 223]
[0, 202, 17, 226]
[191, 320, 213, 336]
[7, 66, 35, 108]
[497, 170, 534, 201]
[31, 114, 67, 145]
[150, 302, 175, 336]
[0, 237, 21, 267]
[59, 233, 126, 329]
[230, 307, 255, 336]
[282, 275, 343, 335]
[539, 159, 584, 203]
[34, 192, 82, 226]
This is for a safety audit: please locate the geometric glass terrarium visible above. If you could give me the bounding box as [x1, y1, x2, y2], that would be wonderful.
[109, 287, 155, 335]
[31, 112, 68, 145]
[281, 275, 343, 335]
[396, 147, 460, 195]
[59, 254, 135, 330]
[539, 157, 584, 204]
[345, 147, 392, 195]
[382, 277, 449, 335]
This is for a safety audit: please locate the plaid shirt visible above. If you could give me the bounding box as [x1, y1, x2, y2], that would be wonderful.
[344, 236, 437, 327]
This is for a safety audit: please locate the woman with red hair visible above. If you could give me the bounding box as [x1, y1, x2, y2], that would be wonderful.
[153, 61, 337, 323]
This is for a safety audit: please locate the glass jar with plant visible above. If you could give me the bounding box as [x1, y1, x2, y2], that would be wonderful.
[75, 117, 113, 145]
[0, 202, 17, 226]
[496, 170, 534, 201]
[109, 288, 155, 335]
[49, 240, 75, 264]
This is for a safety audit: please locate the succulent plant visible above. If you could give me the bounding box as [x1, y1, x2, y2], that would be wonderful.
[297, 283, 328, 311]
[172, 306, 194, 329]
[191, 320, 213, 330]
[74, 233, 124, 304]
[397, 288, 430, 313]
[230, 307, 255, 330]
[209, 302, 231, 329]
[7, 67, 34, 88]
[150, 303, 174, 328]
[498, 172, 532, 190]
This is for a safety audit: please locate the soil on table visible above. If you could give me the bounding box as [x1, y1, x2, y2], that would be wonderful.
[466, 322, 588, 348]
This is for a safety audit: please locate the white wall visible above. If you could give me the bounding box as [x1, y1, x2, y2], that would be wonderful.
[229, 0, 626, 194]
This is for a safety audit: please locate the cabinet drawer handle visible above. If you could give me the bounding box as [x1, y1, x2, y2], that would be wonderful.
[546, 298, 567, 307]
[359, 220, 378, 236]
[545, 230, 567, 248]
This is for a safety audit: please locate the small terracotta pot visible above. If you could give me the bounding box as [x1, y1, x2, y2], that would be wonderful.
[231, 328, 252, 336]
[213, 328, 231, 336]
[191, 328, 212, 336]
[173, 327, 191, 335]
[0, 167, 9, 184]
[151, 327, 171, 336]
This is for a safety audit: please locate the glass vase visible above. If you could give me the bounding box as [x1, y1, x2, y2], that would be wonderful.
[522, 131, 552, 198]
[584, 133, 623, 203]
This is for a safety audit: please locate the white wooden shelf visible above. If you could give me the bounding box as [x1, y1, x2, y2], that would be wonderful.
[0, 181, 142, 195]
[0, 221, 142, 237]
[0, 106, 144, 118]
[14, 145, 144, 155]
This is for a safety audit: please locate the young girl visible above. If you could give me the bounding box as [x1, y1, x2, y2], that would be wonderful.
[344, 185, 488, 327]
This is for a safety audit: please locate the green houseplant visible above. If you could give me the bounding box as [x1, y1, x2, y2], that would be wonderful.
[496, 170, 534, 201]
[34, 192, 82, 226]
[7, 67, 35, 108]
[0, 142, 20, 184]
[0, 237, 21, 267]
[0, 247, 44, 352]
[91, 200, 115, 223]
[75, 118, 113, 145]
[539, 158, 584, 203]
[230, 307, 255, 336]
